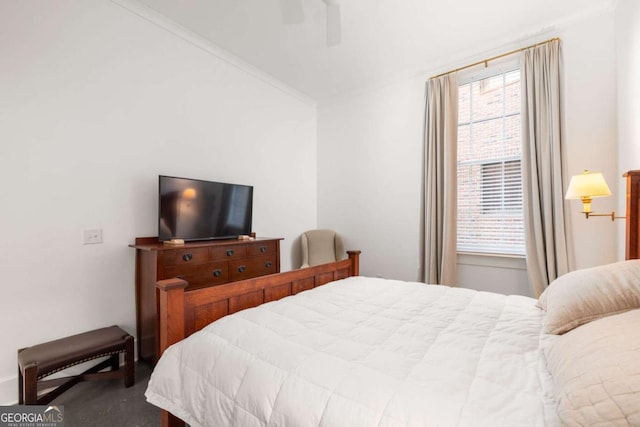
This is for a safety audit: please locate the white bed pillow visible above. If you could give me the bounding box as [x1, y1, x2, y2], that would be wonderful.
[544, 308, 640, 425]
[538, 259, 640, 334]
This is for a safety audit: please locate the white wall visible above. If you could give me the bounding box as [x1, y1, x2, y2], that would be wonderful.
[562, 9, 619, 269]
[616, 0, 640, 258]
[318, 8, 619, 295]
[317, 78, 425, 282]
[0, 0, 317, 404]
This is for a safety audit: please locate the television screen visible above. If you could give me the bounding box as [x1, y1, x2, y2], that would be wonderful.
[158, 175, 253, 242]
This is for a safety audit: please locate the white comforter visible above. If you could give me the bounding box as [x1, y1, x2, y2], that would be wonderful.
[146, 276, 558, 426]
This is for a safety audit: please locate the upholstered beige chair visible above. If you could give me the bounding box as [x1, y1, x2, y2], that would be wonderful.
[300, 229, 346, 268]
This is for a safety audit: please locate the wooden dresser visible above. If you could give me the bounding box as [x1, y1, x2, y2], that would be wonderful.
[131, 236, 282, 363]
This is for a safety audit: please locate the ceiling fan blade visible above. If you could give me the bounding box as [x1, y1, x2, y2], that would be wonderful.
[280, 0, 304, 24]
[325, 1, 341, 46]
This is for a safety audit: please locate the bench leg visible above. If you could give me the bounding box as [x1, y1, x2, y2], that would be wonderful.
[23, 364, 38, 405]
[109, 353, 120, 372]
[18, 364, 23, 405]
[124, 335, 134, 387]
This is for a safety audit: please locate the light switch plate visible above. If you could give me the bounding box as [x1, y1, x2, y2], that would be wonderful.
[83, 229, 103, 245]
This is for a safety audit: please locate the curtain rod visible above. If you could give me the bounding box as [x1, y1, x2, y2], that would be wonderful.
[429, 37, 560, 80]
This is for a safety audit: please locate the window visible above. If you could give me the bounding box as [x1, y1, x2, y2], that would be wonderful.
[457, 68, 525, 255]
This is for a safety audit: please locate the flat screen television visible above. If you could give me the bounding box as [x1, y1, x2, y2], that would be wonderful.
[158, 175, 253, 242]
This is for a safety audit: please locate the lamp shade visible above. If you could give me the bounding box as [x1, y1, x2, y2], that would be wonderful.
[565, 171, 612, 199]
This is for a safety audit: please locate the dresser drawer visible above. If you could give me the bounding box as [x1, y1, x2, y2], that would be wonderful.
[248, 241, 277, 256]
[164, 261, 229, 289]
[210, 245, 247, 261]
[229, 255, 277, 281]
[162, 247, 209, 266]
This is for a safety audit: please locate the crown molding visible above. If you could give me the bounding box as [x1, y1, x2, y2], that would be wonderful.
[109, 0, 317, 107]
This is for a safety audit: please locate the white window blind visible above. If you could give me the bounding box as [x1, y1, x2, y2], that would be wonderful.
[457, 69, 525, 255]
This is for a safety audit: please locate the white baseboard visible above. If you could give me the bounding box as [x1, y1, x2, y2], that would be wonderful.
[0, 373, 17, 405]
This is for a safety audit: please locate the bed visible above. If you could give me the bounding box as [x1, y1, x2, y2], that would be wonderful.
[146, 171, 640, 427]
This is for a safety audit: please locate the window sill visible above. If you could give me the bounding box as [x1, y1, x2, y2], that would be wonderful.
[457, 252, 526, 270]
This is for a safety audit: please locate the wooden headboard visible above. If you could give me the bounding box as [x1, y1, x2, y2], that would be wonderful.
[625, 170, 640, 260]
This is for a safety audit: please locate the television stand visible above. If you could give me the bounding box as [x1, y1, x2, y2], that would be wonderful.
[130, 236, 283, 364]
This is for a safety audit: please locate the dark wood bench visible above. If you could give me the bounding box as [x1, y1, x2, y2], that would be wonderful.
[17, 326, 134, 405]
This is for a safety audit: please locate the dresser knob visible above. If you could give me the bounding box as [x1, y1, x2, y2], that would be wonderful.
[238, 265, 246, 273]
[265, 261, 273, 268]
[212, 269, 222, 278]
[226, 249, 234, 257]
[260, 246, 267, 253]
[182, 253, 193, 261]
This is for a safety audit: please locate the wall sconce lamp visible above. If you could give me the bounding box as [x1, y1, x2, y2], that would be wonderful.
[565, 170, 623, 220]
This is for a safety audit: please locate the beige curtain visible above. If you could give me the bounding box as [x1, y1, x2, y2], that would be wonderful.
[521, 39, 572, 297]
[422, 74, 458, 285]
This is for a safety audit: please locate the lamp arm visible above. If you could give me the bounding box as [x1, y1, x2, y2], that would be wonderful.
[584, 211, 625, 221]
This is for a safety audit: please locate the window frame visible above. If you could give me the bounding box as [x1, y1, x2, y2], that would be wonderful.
[456, 60, 525, 257]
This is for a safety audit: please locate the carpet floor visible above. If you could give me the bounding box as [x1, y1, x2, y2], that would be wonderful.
[50, 362, 161, 427]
